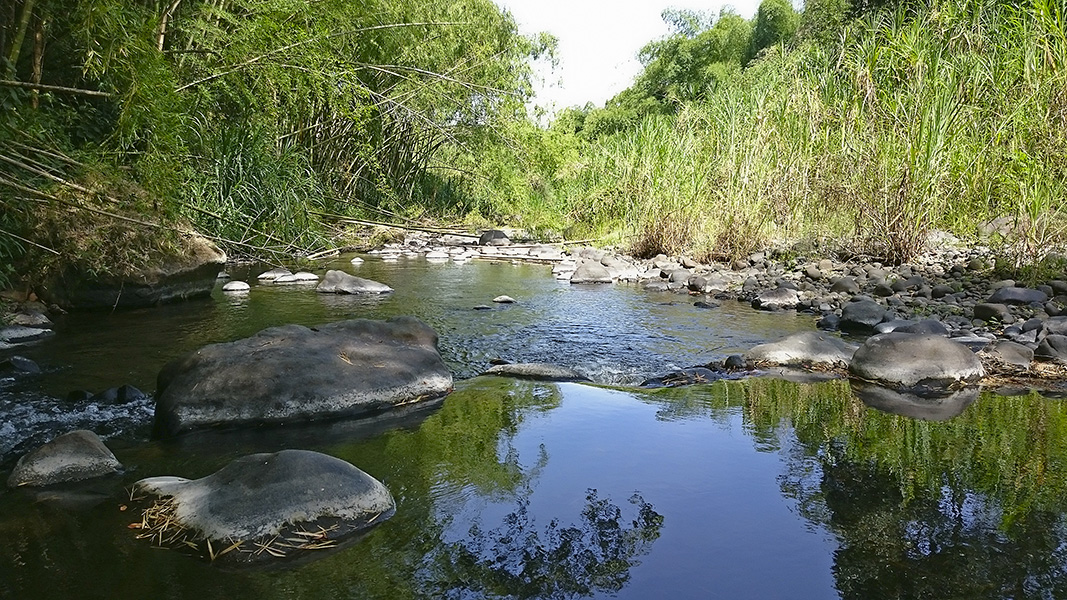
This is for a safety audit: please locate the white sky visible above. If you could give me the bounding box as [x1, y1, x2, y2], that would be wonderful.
[495, 0, 764, 112]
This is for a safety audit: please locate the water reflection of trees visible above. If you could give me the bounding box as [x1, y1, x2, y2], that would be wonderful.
[430, 489, 664, 600]
[637, 378, 1067, 599]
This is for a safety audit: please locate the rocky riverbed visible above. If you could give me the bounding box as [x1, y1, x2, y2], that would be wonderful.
[359, 229, 1067, 393]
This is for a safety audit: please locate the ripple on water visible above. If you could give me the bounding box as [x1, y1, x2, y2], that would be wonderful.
[0, 390, 154, 465]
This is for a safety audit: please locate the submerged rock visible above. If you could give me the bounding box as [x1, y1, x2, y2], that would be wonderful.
[153, 317, 452, 437]
[849, 333, 984, 389]
[315, 270, 393, 294]
[7, 430, 122, 488]
[133, 449, 394, 565]
[641, 367, 720, 387]
[482, 363, 590, 382]
[745, 331, 858, 369]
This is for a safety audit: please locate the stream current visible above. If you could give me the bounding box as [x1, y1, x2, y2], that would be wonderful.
[1, 254, 1066, 599]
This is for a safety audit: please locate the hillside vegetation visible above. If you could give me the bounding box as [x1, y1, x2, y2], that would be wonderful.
[0, 0, 547, 285]
[470, 0, 1067, 269]
[1, 0, 1065, 289]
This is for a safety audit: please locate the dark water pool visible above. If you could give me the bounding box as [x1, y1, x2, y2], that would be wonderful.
[2, 255, 1066, 599]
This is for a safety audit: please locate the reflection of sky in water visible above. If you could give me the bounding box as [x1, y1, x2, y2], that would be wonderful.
[431, 382, 838, 599]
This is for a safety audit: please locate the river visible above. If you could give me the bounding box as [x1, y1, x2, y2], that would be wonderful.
[1, 254, 1065, 599]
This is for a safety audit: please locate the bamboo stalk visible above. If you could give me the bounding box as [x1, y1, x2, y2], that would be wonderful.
[0, 79, 112, 97]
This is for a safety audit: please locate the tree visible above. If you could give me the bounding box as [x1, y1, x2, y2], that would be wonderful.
[750, 0, 801, 59]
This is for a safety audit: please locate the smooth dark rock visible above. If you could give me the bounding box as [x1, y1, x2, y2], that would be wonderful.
[693, 300, 719, 309]
[873, 283, 895, 297]
[897, 319, 950, 335]
[840, 300, 887, 333]
[7, 430, 122, 488]
[479, 230, 510, 246]
[982, 340, 1034, 369]
[973, 303, 1012, 323]
[745, 331, 858, 368]
[316, 270, 393, 294]
[988, 287, 1049, 305]
[481, 363, 590, 382]
[830, 277, 860, 294]
[134, 449, 394, 563]
[89, 384, 147, 404]
[1, 355, 40, 374]
[817, 314, 841, 330]
[154, 317, 452, 437]
[723, 354, 746, 370]
[874, 320, 916, 334]
[1035, 335, 1067, 364]
[1042, 316, 1067, 336]
[849, 333, 984, 388]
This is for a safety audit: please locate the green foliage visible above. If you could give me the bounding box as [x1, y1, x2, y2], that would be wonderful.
[798, 0, 852, 45]
[750, 0, 800, 59]
[501, 0, 1067, 264]
[0, 0, 544, 279]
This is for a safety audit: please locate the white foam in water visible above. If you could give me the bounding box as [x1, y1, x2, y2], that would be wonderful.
[0, 391, 154, 462]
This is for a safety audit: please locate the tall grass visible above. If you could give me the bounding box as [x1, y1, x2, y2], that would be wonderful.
[543, 0, 1067, 264]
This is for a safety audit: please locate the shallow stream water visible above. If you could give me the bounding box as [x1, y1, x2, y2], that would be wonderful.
[2, 255, 1066, 599]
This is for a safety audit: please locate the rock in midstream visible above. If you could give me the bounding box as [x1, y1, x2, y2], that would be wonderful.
[153, 317, 452, 437]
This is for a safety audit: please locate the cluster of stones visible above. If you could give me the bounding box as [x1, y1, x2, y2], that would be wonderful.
[1, 292, 56, 353]
[545, 240, 1067, 380]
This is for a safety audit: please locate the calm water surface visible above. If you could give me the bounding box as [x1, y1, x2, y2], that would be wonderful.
[1, 255, 1066, 599]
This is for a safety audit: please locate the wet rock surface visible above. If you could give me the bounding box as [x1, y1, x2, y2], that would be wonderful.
[482, 363, 591, 382]
[315, 269, 393, 294]
[849, 333, 984, 389]
[153, 316, 453, 437]
[133, 449, 394, 565]
[744, 331, 858, 369]
[7, 429, 122, 488]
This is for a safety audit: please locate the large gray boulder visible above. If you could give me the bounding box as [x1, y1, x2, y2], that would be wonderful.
[39, 233, 226, 310]
[316, 270, 393, 294]
[988, 287, 1048, 305]
[7, 430, 122, 488]
[745, 331, 858, 368]
[482, 363, 590, 382]
[849, 333, 984, 388]
[569, 260, 613, 284]
[153, 317, 452, 437]
[134, 450, 394, 564]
